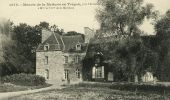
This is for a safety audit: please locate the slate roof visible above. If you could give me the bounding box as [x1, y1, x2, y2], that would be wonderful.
[62, 35, 84, 52]
[90, 35, 129, 44]
[36, 30, 85, 52]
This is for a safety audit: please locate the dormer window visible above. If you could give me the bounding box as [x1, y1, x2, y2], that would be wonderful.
[44, 44, 49, 51]
[76, 44, 81, 51]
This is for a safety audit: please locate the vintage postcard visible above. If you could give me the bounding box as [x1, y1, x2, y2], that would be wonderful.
[1, 0, 170, 100]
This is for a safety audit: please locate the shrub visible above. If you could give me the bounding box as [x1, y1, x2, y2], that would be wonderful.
[74, 82, 170, 94]
[2, 73, 46, 86]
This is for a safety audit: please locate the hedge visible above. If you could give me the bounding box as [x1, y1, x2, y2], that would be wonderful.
[74, 82, 170, 94]
[2, 73, 46, 86]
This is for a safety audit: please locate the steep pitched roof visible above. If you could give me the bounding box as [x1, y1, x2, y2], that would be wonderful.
[36, 30, 85, 52]
[62, 35, 84, 52]
[36, 31, 63, 51]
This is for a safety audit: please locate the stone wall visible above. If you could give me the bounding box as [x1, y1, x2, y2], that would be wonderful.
[62, 53, 86, 83]
[84, 27, 95, 43]
[36, 50, 86, 83]
[36, 51, 65, 82]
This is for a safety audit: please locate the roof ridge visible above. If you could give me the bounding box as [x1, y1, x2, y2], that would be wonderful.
[53, 32, 59, 44]
[53, 32, 61, 50]
[63, 35, 82, 37]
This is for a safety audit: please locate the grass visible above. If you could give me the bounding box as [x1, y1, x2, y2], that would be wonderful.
[9, 82, 170, 100]
[0, 83, 51, 93]
[75, 82, 170, 94]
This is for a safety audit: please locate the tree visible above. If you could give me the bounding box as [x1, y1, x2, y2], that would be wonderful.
[50, 24, 64, 35]
[2, 21, 65, 75]
[155, 10, 170, 37]
[97, 0, 157, 36]
[0, 19, 13, 83]
[39, 21, 49, 29]
[64, 31, 85, 40]
[154, 10, 170, 81]
[96, 0, 157, 82]
[2, 23, 41, 75]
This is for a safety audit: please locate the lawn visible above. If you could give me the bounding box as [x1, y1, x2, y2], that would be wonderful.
[9, 82, 170, 100]
[0, 83, 50, 93]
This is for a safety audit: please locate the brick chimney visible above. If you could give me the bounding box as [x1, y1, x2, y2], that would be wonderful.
[84, 27, 95, 43]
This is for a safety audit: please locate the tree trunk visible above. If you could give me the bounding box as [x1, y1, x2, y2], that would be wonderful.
[135, 74, 138, 83]
[0, 66, 2, 84]
[128, 77, 131, 82]
[130, 54, 137, 82]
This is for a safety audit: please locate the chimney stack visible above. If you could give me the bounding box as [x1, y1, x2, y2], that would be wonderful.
[41, 29, 52, 43]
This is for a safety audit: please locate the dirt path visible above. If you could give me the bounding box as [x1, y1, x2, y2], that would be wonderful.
[0, 81, 63, 100]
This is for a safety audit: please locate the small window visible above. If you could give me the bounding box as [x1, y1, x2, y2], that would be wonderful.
[76, 69, 80, 79]
[44, 56, 48, 65]
[75, 55, 80, 63]
[44, 44, 49, 51]
[45, 69, 49, 79]
[64, 69, 69, 79]
[64, 56, 68, 63]
[76, 44, 81, 51]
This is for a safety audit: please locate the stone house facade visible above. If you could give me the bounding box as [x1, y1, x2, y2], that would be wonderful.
[36, 27, 94, 83]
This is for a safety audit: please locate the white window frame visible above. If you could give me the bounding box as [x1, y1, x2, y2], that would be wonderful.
[92, 66, 104, 78]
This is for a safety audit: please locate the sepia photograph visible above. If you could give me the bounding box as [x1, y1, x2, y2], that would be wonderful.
[1, 0, 170, 99]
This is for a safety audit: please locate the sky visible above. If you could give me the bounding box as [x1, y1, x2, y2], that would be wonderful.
[0, 0, 170, 34]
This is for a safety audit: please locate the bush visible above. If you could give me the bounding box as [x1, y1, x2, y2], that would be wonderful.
[2, 73, 46, 86]
[74, 82, 170, 94]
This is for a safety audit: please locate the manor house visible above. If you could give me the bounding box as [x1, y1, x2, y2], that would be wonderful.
[36, 27, 94, 83]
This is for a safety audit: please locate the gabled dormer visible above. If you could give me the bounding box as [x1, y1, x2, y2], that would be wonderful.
[44, 43, 49, 51]
[76, 43, 81, 51]
[36, 29, 64, 52]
